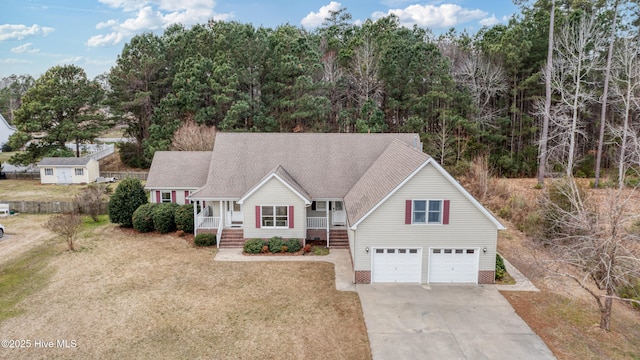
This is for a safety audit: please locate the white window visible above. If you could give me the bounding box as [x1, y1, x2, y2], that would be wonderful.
[44, 168, 53, 176]
[316, 201, 326, 211]
[261, 206, 288, 227]
[75, 168, 84, 176]
[413, 200, 443, 224]
[161, 191, 172, 203]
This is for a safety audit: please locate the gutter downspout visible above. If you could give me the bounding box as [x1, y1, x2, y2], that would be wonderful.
[326, 200, 330, 248]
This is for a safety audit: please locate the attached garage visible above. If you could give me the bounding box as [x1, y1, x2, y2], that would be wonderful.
[429, 248, 479, 283]
[371, 247, 422, 283]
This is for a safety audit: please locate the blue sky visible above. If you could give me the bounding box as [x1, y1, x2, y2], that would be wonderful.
[0, 0, 519, 80]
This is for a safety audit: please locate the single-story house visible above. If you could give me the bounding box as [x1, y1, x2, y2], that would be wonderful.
[0, 113, 16, 150]
[37, 157, 100, 184]
[145, 132, 505, 284]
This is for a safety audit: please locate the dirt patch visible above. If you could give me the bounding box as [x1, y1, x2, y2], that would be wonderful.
[0, 215, 53, 264]
[0, 224, 370, 359]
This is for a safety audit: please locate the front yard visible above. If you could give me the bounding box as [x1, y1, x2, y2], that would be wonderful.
[0, 180, 97, 202]
[0, 217, 370, 359]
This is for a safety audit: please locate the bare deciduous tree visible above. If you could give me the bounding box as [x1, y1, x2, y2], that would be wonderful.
[171, 121, 216, 151]
[541, 178, 640, 331]
[348, 36, 383, 108]
[453, 52, 507, 128]
[548, 14, 605, 175]
[609, 36, 640, 188]
[537, 0, 555, 186]
[45, 212, 83, 251]
[75, 183, 111, 222]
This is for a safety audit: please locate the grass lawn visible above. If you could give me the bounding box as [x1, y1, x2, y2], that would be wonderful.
[0, 221, 370, 359]
[0, 180, 114, 202]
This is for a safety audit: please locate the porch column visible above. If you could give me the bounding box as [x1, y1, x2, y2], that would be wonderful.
[219, 200, 224, 228]
[193, 200, 199, 236]
[326, 200, 330, 248]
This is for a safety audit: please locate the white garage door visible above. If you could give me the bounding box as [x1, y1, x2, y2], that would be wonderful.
[372, 248, 422, 283]
[429, 248, 479, 283]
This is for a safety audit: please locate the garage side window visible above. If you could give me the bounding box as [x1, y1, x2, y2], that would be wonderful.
[75, 168, 84, 176]
[44, 168, 54, 176]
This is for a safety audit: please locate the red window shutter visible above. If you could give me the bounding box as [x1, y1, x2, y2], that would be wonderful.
[289, 205, 294, 228]
[443, 200, 450, 225]
[184, 191, 190, 204]
[405, 200, 412, 224]
[155, 191, 160, 203]
[171, 190, 176, 203]
[255, 206, 261, 229]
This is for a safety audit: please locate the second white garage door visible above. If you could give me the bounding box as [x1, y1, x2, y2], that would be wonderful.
[372, 247, 422, 283]
[429, 248, 479, 283]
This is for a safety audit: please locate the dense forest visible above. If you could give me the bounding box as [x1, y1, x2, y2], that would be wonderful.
[2, 0, 640, 180]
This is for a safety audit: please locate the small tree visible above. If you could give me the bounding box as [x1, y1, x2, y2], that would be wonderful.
[540, 178, 640, 331]
[45, 212, 83, 251]
[75, 183, 111, 222]
[171, 121, 216, 151]
[108, 178, 147, 227]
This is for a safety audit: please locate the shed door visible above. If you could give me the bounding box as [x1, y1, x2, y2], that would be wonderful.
[429, 248, 479, 283]
[57, 168, 72, 183]
[372, 248, 422, 283]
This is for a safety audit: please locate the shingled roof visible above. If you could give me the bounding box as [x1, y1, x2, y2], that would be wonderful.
[190, 132, 419, 199]
[344, 140, 429, 226]
[145, 151, 212, 189]
[38, 157, 95, 166]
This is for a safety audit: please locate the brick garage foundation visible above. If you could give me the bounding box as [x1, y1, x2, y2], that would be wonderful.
[478, 270, 495, 284]
[355, 271, 371, 284]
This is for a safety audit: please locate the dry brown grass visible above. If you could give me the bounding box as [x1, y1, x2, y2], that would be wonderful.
[0, 180, 98, 202]
[0, 224, 370, 360]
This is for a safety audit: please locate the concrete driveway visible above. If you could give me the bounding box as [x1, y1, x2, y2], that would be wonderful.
[357, 284, 556, 360]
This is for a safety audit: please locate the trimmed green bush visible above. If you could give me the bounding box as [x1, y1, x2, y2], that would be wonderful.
[108, 178, 148, 227]
[495, 253, 507, 280]
[174, 204, 194, 233]
[268, 236, 284, 253]
[244, 238, 266, 254]
[285, 238, 301, 253]
[194, 233, 216, 247]
[132, 203, 156, 233]
[152, 203, 179, 234]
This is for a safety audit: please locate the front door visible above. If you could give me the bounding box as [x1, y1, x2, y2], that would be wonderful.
[332, 201, 346, 225]
[226, 201, 243, 227]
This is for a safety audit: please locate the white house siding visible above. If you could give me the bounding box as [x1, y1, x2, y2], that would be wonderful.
[242, 177, 306, 239]
[150, 189, 199, 205]
[352, 163, 498, 283]
[40, 168, 57, 184]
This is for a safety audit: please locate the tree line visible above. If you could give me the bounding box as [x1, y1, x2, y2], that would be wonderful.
[2, 0, 640, 180]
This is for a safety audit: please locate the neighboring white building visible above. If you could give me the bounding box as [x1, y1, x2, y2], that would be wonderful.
[37, 157, 100, 184]
[0, 113, 16, 150]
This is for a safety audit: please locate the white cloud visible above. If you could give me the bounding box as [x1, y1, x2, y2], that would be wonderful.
[10, 43, 40, 54]
[373, 4, 488, 29]
[96, 19, 119, 30]
[89, 0, 231, 47]
[301, 1, 342, 28]
[87, 32, 125, 47]
[479, 15, 500, 27]
[59, 56, 85, 64]
[0, 24, 55, 41]
[0, 58, 32, 64]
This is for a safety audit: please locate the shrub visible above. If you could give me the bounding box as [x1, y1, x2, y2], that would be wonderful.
[244, 238, 266, 254]
[152, 203, 179, 234]
[618, 281, 640, 309]
[108, 178, 148, 227]
[303, 244, 312, 253]
[495, 254, 507, 280]
[281, 245, 288, 252]
[268, 236, 284, 253]
[285, 239, 302, 253]
[132, 203, 156, 233]
[194, 233, 216, 247]
[174, 204, 194, 233]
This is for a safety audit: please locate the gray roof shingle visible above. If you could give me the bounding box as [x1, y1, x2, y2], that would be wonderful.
[145, 151, 212, 189]
[190, 132, 420, 199]
[38, 157, 94, 166]
[344, 139, 429, 226]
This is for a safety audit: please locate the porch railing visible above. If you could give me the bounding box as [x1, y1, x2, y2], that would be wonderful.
[197, 207, 220, 229]
[307, 217, 327, 229]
